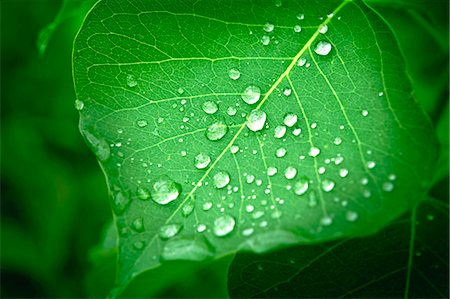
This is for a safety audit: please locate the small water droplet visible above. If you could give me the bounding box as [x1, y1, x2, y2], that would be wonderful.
[318, 166, 326, 174]
[367, 161, 376, 169]
[267, 166, 278, 176]
[382, 181, 394, 192]
[228, 68, 241, 80]
[284, 166, 297, 179]
[230, 145, 239, 154]
[293, 25, 302, 32]
[161, 239, 212, 261]
[182, 201, 194, 217]
[177, 87, 185, 94]
[334, 137, 342, 145]
[308, 147, 321, 157]
[151, 176, 181, 205]
[297, 58, 306, 66]
[136, 187, 151, 200]
[242, 227, 254, 236]
[247, 109, 267, 132]
[241, 85, 261, 105]
[263, 22, 274, 33]
[314, 41, 332, 56]
[292, 128, 302, 136]
[197, 224, 207, 232]
[126, 74, 138, 87]
[339, 168, 349, 178]
[136, 119, 148, 128]
[206, 120, 228, 141]
[194, 153, 211, 169]
[159, 223, 183, 239]
[346, 211, 358, 222]
[245, 204, 255, 213]
[320, 216, 333, 226]
[283, 88, 292, 96]
[378, 91, 384, 96]
[362, 110, 369, 117]
[227, 106, 237, 116]
[318, 24, 328, 34]
[261, 35, 270, 46]
[294, 179, 309, 195]
[321, 179, 335, 192]
[296, 13, 304, 20]
[202, 101, 219, 114]
[83, 131, 110, 162]
[74, 99, 84, 110]
[213, 215, 236, 237]
[283, 113, 298, 127]
[213, 171, 230, 189]
[276, 147, 287, 158]
[388, 174, 397, 181]
[132, 217, 144, 232]
[274, 125, 287, 138]
[203, 201, 213, 211]
[112, 190, 130, 214]
[133, 241, 144, 250]
[246, 174, 255, 184]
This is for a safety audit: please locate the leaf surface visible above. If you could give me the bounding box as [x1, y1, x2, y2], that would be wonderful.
[72, 0, 437, 293]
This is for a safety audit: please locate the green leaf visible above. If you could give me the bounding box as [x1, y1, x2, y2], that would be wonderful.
[228, 199, 449, 298]
[72, 0, 437, 294]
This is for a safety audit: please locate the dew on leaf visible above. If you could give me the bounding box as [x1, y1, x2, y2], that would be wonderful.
[206, 120, 228, 141]
[159, 223, 183, 239]
[151, 176, 181, 205]
[367, 161, 376, 169]
[294, 25, 302, 32]
[292, 128, 301, 136]
[133, 241, 144, 250]
[263, 22, 274, 33]
[132, 217, 144, 232]
[261, 35, 270, 46]
[177, 87, 184, 94]
[284, 166, 297, 179]
[182, 201, 194, 217]
[230, 145, 239, 154]
[246, 174, 255, 184]
[362, 110, 369, 117]
[318, 166, 326, 174]
[203, 201, 213, 211]
[294, 179, 309, 195]
[321, 179, 335, 192]
[227, 106, 237, 116]
[126, 74, 137, 87]
[274, 125, 287, 138]
[136, 187, 151, 200]
[213, 215, 236, 237]
[382, 181, 394, 192]
[194, 152, 211, 169]
[276, 147, 287, 158]
[314, 41, 332, 56]
[346, 211, 358, 222]
[245, 204, 255, 213]
[112, 190, 130, 214]
[242, 228, 254, 236]
[197, 224, 207, 232]
[83, 131, 110, 162]
[267, 166, 278, 176]
[297, 58, 306, 66]
[318, 24, 328, 34]
[339, 168, 349, 177]
[247, 109, 267, 132]
[202, 101, 219, 114]
[241, 85, 261, 105]
[283, 113, 298, 127]
[308, 146, 321, 157]
[283, 88, 292, 96]
[213, 171, 230, 189]
[296, 13, 304, 20]
[334, 137, 342, 145]
[136, 119, 148, 128]
[320, 216, 333, 226]
[74, 99, 84, 110]
[161, 239, 212, 261]
[228, 68, 241, 80]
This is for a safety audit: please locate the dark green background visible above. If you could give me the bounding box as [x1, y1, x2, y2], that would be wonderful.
[1, 0, 448, 298]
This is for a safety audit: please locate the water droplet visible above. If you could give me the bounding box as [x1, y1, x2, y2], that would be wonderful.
[132, 217, 144, 232]
[182, 201, 194, 217]
[261, 35, 270, 46]
[227, 106, 237, 116]
[83, 131, 110, 162]
[230, 145, 239, 154]
[136, 119, 148, 128]
[308, 147, 321, 157]
[321, 179, 335, 192]
[202, 101, 218, 114]
[203, 201, 213, 211]
[274, 125, 286, 138]
[126, 74, 138, 87]
[228, 68, 241, 80]
[263, 22, 274, 33]
[318, 24, 328, 34]
[314, 41, 332, 56]
[320, 216, 333, 226]
[339, 168, 349, 178]
[206, 120, 228, 141]
[346, 211, 358, 222]
[194, 153, 211, 169]
[74, 99, 84, 110]
[112, 190, 130, 214]
[151, 176, 181, 205]
[297, 58, 306, 66]
[136, 187, 151, 200]
[318, 166, 326, 174]
[161, 239, 212, 261]
[367, 161, 376, 169]
[388, 174, 397, 181]
[177, 87, 184, 94]
[241, 85, 261, 105]
[378, 91, 384, 96]
[197, 224, 207, 232]
[246, 174, 255, 184]
[242, 228, 254, 236]
[334, 137, 342, 145]
[213, 171, 230, 189]
[267, 166, 278, 176]
[247, 109, 266, 132]
[276, 147, 287, 158]
[283, 88, 292, 96]
[133, 241, 144, 250]
[296, 13, 305, 20]
[294, 179, 309, 195]
[245, 205, 255, 213]
[362, 110, 369, 117]
[284, 166, 297, 179]
[292, 128, 302, 136]
[159, 223, 183, 239]
[283, 113, 298, 127]
[382, 182, 394, 192]
[213, 215, 235, 237]
[293, 25, 302, 32]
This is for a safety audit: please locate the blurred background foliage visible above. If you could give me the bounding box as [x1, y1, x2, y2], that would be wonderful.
[0, 0, 448, 298]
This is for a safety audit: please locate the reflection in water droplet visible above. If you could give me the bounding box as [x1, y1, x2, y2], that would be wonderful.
[159, 223, 183, 239]
[274, 125, 286, 138]
[241, 85, 261, 105]
[206, 120, 228, 141]
[314, 41, 332, 56]
[213, 215, 236, 237]
[194, 153, 211, 169]
[151, 176, 181, 205]
[283, 113, 298, 127]
[75, 100, 84, 110]
[247, 109, 267, 132]
[213, 171, 230, 189]
[228, 68, 241, 80]
[202, 101, 219, 114]
[321, 179, 335, 192]
[284, 166, 297, 179]
[294, 179, 309, 195]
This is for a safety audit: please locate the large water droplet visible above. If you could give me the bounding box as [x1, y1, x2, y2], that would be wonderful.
[151, 176, 181, 205]
[321, 179, 335, 192]
[241, 85, 261, 105]
[202, 101, 219, 114]
[213, 171, 230, 189]
[247, 109, 266, 132]
[314, 41, 332, 56]
[126, 74, 138, 87]
[284, 166, 297, 179]
[213, 215, 235, 237]
[159, 223, 183, 239]
[228, 68, 241, 80]
[194, 153, 211, 169]
[283, 113, 298, 127]
[294, 179, 309, 195]
[206, 120, 228, 141]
